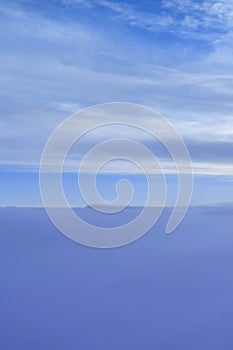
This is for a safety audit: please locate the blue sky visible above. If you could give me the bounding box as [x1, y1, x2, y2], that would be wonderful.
[0, 0, 233, 206]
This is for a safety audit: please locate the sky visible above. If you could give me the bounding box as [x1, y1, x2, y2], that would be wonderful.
[0, 0, 233, 206]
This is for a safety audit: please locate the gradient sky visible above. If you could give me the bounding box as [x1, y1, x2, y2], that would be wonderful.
[0, 0, 233, 206]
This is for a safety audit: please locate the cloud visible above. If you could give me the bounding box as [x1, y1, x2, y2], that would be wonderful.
[0, 1, 232, 177]
[59, 0, 233, 44]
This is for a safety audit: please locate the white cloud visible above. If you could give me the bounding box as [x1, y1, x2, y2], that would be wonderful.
[0, 0, 233, 177]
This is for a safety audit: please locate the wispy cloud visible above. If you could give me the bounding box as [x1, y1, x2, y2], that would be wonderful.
[62, 0, 233, 42]
[0, 0, 232, 178]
